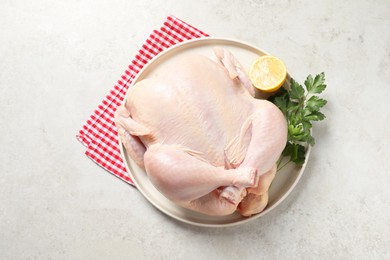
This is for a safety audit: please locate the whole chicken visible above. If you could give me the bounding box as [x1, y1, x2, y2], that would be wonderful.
[115, 47, 287, 216]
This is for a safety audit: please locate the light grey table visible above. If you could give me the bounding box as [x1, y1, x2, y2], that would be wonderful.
[1, 0, 389, 259]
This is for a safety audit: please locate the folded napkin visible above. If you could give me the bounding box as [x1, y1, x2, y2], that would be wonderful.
[76, 16, 209, 185]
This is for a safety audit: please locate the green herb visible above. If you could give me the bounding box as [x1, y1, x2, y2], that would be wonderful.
[268, 72, 327, 171]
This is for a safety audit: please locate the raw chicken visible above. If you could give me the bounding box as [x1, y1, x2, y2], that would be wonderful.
[115, 47, 287, 216]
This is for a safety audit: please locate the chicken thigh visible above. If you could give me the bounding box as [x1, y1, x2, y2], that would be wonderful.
[115, 47, 287, 216]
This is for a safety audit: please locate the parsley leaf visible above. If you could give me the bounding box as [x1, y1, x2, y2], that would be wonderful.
[306, 96, 327, 112]
[305, 111, 326, 121]
[307, 72, 326, 94]
[289, 79, 305, 101]
[273, 95, 288, 115]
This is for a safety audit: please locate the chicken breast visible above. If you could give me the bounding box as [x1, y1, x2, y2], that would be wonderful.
[115, 47, 287, 216]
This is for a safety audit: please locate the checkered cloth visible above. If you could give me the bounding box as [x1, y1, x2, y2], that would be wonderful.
[76, 16, 209, 185]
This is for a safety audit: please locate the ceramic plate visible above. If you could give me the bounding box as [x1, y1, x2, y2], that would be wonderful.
[119, 37, 310, 227]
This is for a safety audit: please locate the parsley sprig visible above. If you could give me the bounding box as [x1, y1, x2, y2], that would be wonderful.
[268, 72, 327, 171]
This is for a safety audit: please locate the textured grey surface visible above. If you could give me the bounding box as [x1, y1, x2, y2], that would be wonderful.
[1, 0, 389, 259]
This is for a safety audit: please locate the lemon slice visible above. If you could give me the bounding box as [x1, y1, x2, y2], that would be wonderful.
[249, 55, 287, 92]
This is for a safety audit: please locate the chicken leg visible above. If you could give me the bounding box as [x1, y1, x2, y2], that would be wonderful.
[220, 100, 287, 204]
[144, 144, 258, 204]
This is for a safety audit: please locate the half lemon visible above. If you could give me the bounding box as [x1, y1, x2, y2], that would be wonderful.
[249, 55, 287, 93]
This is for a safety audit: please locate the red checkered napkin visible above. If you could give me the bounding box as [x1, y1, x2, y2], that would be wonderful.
[76, 16, 209, 185]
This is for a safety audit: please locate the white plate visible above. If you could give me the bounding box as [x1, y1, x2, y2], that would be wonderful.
[119, 37, 310, 227]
